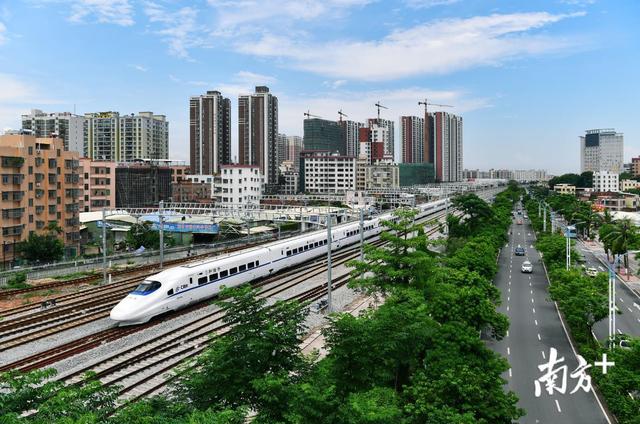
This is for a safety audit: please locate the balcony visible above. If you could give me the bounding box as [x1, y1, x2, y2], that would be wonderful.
[65, 204, 79, 213]
[2, 173, 24, 185]
[2, 208, 24, 219]
[1, 156, 24, 168]
[2, 225, 23, 236]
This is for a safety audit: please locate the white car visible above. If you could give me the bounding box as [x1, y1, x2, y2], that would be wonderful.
[521, 261, 533, 273]
[586, 267, 598, 277]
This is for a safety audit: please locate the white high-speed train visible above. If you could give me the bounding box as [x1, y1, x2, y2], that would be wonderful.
[109, 199, 448, 325]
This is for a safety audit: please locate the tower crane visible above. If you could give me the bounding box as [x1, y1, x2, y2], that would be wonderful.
[418, 98, 453, 115]
[374, 101, 388, 120]
[304, 110, 322, 119]
[338, 109, 348, 122]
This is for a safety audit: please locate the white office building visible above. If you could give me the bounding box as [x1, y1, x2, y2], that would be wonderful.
[580, 129, 624, 174]
[214, 164, 263, 205]
[21, 109, 85, 153]
[300, 151, 356, 194]
[594, 171, 619, 193]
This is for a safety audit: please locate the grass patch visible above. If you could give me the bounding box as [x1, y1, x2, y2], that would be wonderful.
[53, 271, 95, 281]
[2, 271, 30, 290]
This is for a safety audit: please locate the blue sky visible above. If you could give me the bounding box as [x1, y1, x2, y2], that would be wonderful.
[0, 0, 638, 174]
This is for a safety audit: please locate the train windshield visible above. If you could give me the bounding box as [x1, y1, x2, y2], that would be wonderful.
[131, 280, 162, 295]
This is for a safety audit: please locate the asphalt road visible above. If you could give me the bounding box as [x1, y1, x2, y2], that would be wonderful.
[572, 240, 640, 340]
[487, 211, 610, 423]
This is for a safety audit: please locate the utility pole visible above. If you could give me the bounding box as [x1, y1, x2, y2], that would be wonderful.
[102, 208, 107, 285]
[326, 214, 333, 313]
[359, 208, 364, 261]
[608, 255, 617, 349]
[543, 206, 547, 232]
[159, 200, 164, 269]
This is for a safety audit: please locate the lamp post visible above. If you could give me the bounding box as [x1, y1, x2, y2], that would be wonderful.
[159, 200, 164, 269]
[564, 225, 577, 270]
[608, 254, 622, 349]
[102, 208, 107, 285]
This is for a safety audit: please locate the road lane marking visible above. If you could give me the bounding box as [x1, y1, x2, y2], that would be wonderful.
[531, 290, 533, 295]
[538, 333, 541, 341]
[529, 282, 532, 286]
[541, 350, 546, 359]
[507, 330, 509, 337]
[620, 298, 624, 303]
[507, 305, 510, 311]
[617, 329, 622, 335]
[533, 307, 536, 313]
[535, 319, 538, 326]
[633, 302, 640, 311]
[598, 266, 605, 272]
[531, 298, 534, 303]
[507, 347, 511, 355]
[508, 287, 510, 293]
[555, 399, 562, 413]
[628, 307, 633, 313]
[509, 368, 512, 378]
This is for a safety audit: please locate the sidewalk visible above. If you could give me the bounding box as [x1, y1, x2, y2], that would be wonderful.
[579, 238, 640, 293]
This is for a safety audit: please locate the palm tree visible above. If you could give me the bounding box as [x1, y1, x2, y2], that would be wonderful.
[604, 218, 638, 271]
[573, 205, 602, 239]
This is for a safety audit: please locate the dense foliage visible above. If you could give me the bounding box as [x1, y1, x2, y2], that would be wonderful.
[125, 221, 175, 250]
[547, 171, 593, 189]
[17, 222, 64, 263]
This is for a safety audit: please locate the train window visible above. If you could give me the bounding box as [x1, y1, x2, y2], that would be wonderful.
[248, 262, 255, 269]
[198, 276, 207, 285]
[209, 273, 218, 281]
[220, 270, 228, 278]
[239, 264, 246, 272]
[256, 260, 260, 266]
[230, 267, 238, 275]
[132, 280, 161, 295]
[293, 248, 298, 254]
[286, 250, 291, 256]
[167, 289, 174, 296]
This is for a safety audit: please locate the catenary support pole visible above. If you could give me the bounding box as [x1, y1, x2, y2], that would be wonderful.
[359, 208, 364, 262]
[159, 200, 164, 269]
[327, 214, 333, 313]
[102, 208, 107, 285]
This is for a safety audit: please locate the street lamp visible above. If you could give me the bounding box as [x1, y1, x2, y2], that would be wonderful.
[608, 254, 623, 349]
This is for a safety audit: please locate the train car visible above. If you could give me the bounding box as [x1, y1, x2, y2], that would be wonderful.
[109, 199, 448, 325]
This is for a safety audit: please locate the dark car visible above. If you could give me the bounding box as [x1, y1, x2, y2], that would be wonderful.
[514, 246, 525, 256]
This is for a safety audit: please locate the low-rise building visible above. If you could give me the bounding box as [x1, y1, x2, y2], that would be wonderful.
[363, 160, 399, 190]
[214, 165, 263, 205]
[80, 158, 116, 211]
[554, 184, 576, 195]
[299, 150, 357, 194]
[398, 163, 435, 186]
[0, 132, 83, 262]
[593, 171, 619, 193]
[620, 179, 640, 192]
[278, 161, 299, 195]
[172, 180, 212, 203]
[115, 162, 172, 208]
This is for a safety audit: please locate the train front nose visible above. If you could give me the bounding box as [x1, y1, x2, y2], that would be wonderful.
[110, 295, 148, 325]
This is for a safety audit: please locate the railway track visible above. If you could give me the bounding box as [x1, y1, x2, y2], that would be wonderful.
[53, 219, 446, 403]
[0, 208, 448, 386]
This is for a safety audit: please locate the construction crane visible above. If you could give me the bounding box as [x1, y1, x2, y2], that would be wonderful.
[374, 101, 388, 120]
[304, 110, 321, 119]
[338, 109, 348, 122]
[418, 98, 453, 115]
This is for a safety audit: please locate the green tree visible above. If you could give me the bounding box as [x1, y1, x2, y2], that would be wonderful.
[605, 218, 639, 269]
[17, 222, 64, 263]
[173, 287, 308, 422]
[125, 221, 174, 250]
[348, 207, 436, 294]
[451, 193, 495, 234]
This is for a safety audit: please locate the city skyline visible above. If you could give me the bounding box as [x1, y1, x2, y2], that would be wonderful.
[0, 1, 637, 174]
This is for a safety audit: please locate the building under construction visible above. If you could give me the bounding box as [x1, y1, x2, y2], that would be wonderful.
[115, 159, 186, 208]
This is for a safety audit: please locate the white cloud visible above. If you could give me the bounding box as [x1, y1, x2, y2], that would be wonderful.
[235, 70, 277, 85]
[207, 0, 372, 36]
[69, 0, 134, 26]
[144, 2, 209, 59]
[237, 12, 585, 81]
[404, 0, 460, 9]
[129, 64, 148, 72]
[0, 21, 6, 45]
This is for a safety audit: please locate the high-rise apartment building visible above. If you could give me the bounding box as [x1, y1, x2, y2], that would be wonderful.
[368, 118, 395, 159]
[433, 112, 463, 182]
[0, 132, 83, 262]
[83, 111, 169, 162]
[340, 120, 364, 157]
[580, 129, 624, 174]
[304, 118, 345, 155]
[189, 91, 231, 175]
[400, 116, 424, 164]
[277, 134, 303, 171]
[238, 86, 279, 185]
[21, 109, 85, 154]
